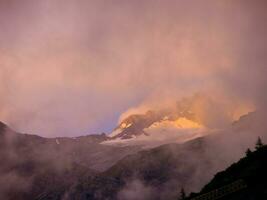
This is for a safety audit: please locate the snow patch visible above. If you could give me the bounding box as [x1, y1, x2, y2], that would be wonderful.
[56, 139, 60, 145]
[108, 123, 132, 138]
[108, 128, 123, 138]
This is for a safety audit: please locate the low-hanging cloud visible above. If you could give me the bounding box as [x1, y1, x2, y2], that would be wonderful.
[0, 0, 266, 137]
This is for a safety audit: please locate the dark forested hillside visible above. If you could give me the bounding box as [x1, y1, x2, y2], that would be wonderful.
[187, 142, 267, 200]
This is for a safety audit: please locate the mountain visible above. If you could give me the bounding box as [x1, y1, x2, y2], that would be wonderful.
[1, 110, 267, 200]
[0, 122, 217, 200]
[108, 110, 163, 139]
[0, 122, 140, 200]
[64, 111, 267, 200]
[105, 96, 207, 147]
[0, 121, 141, 170]
[108, 96, 198, 139]
[67, 139, 211, 200]
[187, 144, 267, 200]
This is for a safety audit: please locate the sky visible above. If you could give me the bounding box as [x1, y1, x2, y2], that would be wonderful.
[0, 0, 266, 137]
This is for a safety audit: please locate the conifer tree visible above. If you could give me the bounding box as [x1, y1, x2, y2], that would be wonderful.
[179, 187, 186, 200]
[246, 148, 252, 156]
[255, 137, 264, 150]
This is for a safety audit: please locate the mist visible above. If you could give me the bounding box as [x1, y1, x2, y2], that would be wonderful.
[0, 0, 266, 137]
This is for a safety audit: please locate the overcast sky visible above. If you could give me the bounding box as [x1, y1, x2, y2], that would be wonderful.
[0, 0, 266, 137]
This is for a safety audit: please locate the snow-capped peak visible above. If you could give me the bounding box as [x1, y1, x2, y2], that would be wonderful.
[108, 123, 132, 138]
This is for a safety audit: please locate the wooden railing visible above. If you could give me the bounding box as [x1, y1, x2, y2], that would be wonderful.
[190, 179, 247, 200]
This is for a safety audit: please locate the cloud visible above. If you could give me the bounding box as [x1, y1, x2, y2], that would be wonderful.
[117, 179, 154, 200]
[0, 0, 266, 136]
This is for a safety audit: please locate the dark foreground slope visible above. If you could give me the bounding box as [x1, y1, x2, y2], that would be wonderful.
[188, 145, 267, 200]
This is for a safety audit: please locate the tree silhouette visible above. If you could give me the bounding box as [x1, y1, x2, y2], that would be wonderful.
[255, 137, 264, 150]
[246, 148, 252, 157]
[179, 187, 186, 200]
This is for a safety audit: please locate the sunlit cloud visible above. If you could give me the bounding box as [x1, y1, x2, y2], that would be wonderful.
[0, 0, 266, 136]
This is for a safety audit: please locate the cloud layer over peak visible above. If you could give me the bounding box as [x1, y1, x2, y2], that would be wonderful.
[0, 0, 266, 136]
